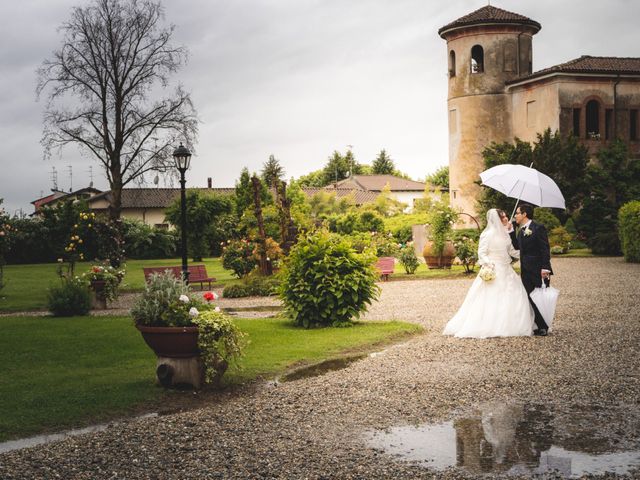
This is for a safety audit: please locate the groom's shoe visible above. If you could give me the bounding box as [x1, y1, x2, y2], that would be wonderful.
[534, 328, 548, 337]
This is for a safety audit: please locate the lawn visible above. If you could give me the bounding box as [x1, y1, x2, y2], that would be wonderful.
[0, 315, 422, 442]
[0, 257, 236, 312]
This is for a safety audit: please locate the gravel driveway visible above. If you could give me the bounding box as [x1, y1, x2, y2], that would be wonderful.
[1, 257, 639, 479]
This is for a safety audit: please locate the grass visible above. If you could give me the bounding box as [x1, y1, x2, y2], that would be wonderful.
[0, 257, 236, 312]
[0, 315, 421, 442]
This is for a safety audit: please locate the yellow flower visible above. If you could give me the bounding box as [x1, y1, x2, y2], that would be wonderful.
[78, 239, 83, 244]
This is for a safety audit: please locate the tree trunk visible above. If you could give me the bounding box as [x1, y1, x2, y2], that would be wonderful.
[251, 176, 272, 276]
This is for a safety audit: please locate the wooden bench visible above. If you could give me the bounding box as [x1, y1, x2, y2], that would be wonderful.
[375, 257, 395, 281]
[143, 265, 216, 290]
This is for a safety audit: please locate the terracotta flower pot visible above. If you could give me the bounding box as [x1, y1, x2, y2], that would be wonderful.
[136, 325, 200, 358]
[422, 240, 455, 269]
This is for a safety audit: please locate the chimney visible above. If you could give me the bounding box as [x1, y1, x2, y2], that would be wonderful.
[207, 177, 212, 188]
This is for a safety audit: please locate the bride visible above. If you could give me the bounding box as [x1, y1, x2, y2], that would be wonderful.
[443, 209, 534, 338]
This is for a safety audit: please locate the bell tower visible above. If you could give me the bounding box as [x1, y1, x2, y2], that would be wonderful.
[438, 5, 541, 222]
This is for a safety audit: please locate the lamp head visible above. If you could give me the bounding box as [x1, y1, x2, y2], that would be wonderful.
[173, 143, 192, 171]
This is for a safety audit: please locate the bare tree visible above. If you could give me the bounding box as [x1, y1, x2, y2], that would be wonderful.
[37, 0, 198, 220]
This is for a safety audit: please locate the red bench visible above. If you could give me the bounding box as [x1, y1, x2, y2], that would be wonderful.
[143, 265, 216, 290]
[375, 257, 395, 281]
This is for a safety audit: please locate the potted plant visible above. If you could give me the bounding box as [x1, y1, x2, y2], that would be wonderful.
[82, 264, 125, 309]
[423, 205, 458, 269]
[131, 272, 245, 388]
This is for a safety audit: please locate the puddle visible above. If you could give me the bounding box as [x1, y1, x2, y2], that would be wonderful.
[279, 354, 368, 382]
[365, 402, 640, 477]
[0, 413, 158, 455]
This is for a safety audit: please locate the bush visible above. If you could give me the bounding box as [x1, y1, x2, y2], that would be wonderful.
[223, 275, 281, 298]
[618, 200, 640, 262]
[122, 219, 177, 259]
[550, 245, 565, 255]
[222, 284, 250, 298]
[47, 278, 92, 317]
[131, 272, 190, 326]
[221, 239, 257, 278]
[533, 208, 561, 230]
[454, 236, 478, 273]
[548, 226, 572, 254]
[398, 244, 419, 274]
[589, 232, 622, 255]
[279, 230, 380, 328]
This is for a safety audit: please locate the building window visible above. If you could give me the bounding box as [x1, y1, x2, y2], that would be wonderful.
[471, 45, 484, 73]
[572, 108, 581, 137]
[585, 100, 600, 139]
[631, 109, 638, 141]
[526, 101, 536, 128]
[605, 109, 613, 140]
[449, 50, 456, 77]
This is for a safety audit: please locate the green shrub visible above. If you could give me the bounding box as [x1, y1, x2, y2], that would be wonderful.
[246, 275, 280, 296]
[589, 232, 622, 255]
[391, 224, 413, 243]
[122, 219, 177, 259]
[618, 200, 640, 262]
[548, 226, 572, 253]
[222, 284, 250, 298]
[533, 208, 561, 230]
[131, 272, 190, 326]
[398, 244, 419, 274]
[550, 245, 565, 255]
[221, 239, 257, 278]
[358, 211, 385, 233]
[47, 278, 92, 317]
[454, 236, 478, 273]
[279, 230, 380, 328]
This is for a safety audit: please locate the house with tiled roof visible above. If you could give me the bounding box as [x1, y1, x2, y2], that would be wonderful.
[439, 4, 640, 221]
[329, 174, 441, 212]
[31, 187, 103, 214]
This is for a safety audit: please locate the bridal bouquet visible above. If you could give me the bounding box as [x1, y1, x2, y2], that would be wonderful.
[478, 264, 496, 282]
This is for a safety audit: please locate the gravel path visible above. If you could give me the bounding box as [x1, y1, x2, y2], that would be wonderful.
[1, 257, 639, 479]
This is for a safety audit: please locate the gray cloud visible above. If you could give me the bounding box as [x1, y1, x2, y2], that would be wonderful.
[1, 0, 638, 214]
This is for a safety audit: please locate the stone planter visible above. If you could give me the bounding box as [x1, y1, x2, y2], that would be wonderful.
[136, 325, 204, 389]
[89, 280, 108, 310]
[423, 240, 455, 269]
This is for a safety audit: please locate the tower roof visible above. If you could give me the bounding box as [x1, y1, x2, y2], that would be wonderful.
[438, 5, 541, 38]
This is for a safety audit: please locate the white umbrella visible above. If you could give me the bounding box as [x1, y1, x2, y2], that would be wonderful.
[530, 283, 560, 332]
[479, 164, 566, 218]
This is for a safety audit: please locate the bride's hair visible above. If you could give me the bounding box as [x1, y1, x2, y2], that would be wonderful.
[481, 208, 509, 240]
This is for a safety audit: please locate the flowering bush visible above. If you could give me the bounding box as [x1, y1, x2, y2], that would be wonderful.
[82, 264, 125, 302]
[221, 239, 257, 278]
[398, 243, 419, 274]
[426, 204, 459, 256]
[454, 236, 478, 273]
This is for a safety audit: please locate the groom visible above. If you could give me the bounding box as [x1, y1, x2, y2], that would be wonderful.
[510, 203, 552, 336]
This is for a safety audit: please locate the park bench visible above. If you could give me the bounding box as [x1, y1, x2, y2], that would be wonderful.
[143, 265, 216, 290]
[375, 257, 395, 281]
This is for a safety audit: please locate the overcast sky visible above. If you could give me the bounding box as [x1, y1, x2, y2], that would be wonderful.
[1, 0, 638, 215]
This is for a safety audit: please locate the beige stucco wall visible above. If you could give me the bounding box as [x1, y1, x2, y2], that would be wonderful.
[510, 80, 561, 143]
[121, 208, 168, 227]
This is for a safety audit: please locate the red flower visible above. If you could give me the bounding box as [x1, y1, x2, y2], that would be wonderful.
[203, 291, 215, 302]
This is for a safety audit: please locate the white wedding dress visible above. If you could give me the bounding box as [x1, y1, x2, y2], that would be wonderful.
[443, 210, 534, 339]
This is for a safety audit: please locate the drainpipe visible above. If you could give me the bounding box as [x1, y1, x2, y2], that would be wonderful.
[613, 75, 621, 139]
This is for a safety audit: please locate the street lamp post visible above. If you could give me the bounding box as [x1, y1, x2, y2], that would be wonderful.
[173, 143, 192, 284]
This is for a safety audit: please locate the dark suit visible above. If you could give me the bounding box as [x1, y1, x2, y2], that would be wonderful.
[510, 221, 552, 331]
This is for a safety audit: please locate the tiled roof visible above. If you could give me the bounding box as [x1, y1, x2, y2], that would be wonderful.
[438, 5, 540, 37]
[88, 188, 236, 209]
[335, 175, 427, 192]
[305, 187, 380, 205]
[507, 56, 640, 84]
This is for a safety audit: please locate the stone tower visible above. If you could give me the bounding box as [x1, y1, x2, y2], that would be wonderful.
[438, 6, 541, 222]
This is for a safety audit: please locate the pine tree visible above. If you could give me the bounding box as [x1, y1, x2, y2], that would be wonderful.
[261, 154, 285, 189]
[372, 149, 395, 175]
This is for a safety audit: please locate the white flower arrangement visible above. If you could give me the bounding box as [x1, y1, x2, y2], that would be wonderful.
[478, 264, 496, 281]
[179, 294, 190, 304]
[524, 227, 533, 237]
[189, 307, 199, 318]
